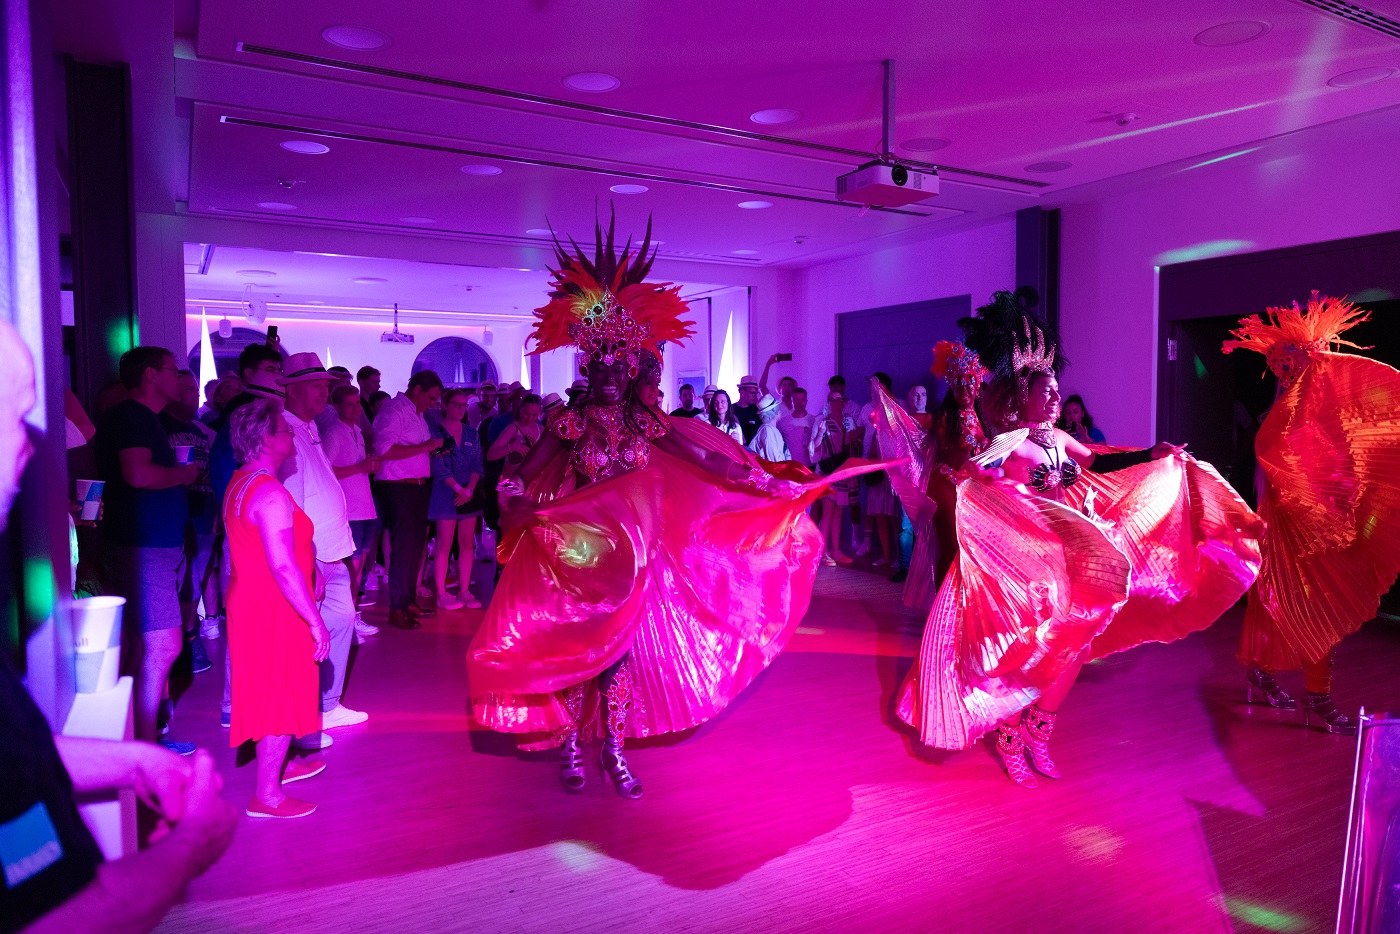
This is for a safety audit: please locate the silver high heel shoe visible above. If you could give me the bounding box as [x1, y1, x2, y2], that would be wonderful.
[559, 684, 586, 793]
[1020, 705, 1060, 779]
[600, 665, 643, 799]
[1245, 666, 1297, 709]
[995, 722, 1038, 788]
[1303, 692, 1357, 735]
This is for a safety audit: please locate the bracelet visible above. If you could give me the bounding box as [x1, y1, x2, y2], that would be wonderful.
[737, 465, 769, 490]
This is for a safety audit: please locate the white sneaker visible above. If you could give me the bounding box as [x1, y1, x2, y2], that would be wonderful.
[459, 590, 482, 610]
[354, 615, 379, 637]
[293, 731, 333, 750]
[854, 539, 871, 557]
[357, 595, 377, 608]
[200, 616, 221, 640]
[416, 585, 434, 601]
[322, 704, 369, 729]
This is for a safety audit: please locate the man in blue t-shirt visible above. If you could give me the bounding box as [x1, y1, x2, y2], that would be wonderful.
[95, 347, 198, 754]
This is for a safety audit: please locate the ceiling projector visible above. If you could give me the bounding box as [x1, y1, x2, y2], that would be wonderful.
[381, 303, 415, 344]
[836, 160, 938, 208]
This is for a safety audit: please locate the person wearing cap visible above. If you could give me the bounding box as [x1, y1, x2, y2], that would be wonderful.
[468, 379, 498, 430]
[540, 392, 564, 415]
[669, 382, 703, 419]
[733, 375, 766, 446]
[748, 393, 791, 462]
[701, 383, 718, 412]
[373, 369, 445, 630]
[566, 378, 588, 407]
[276, 353, 369, 747]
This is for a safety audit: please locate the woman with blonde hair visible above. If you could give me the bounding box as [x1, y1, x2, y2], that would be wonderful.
[226, 398, 330, 818]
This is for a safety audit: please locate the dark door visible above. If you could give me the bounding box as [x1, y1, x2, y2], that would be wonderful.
[837, 295, 972, 408]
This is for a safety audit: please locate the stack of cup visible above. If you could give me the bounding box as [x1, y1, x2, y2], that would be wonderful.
[74, 479, 104, 521]
[72, 596, 125, 694]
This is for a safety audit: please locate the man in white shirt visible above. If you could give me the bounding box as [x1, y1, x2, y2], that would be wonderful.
[776, 387, 816, 466]
[373, 370, 444, 631]
[322, 384, 382, 641]
[277, 353, 369, 749]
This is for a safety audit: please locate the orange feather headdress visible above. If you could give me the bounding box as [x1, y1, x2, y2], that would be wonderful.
[1223, 292, 1370, 388]
[528, 212, 695, 378]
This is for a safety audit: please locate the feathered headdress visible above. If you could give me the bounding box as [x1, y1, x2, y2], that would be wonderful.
[931, 340, 988, 396]
[1223, 291, 1370, 389]
[528, 211, 695, 378]
[959, 288, 1065, 407]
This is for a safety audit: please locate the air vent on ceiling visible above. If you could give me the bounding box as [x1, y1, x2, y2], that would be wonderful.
[1292, 0, 1400, 40]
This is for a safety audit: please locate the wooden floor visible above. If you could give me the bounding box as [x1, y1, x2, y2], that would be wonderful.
[152, 559, 1400, 934]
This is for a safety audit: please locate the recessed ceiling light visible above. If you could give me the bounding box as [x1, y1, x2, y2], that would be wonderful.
[1024, 161, 1072, 173]
[1193, 21, 1271, 47]
[460, 164, 503, 176]
[307, 300, 326, 305]
[1328, 66, 1397, 89]
[399, 216, 434, 225]
[321, 25, 391, 51]
[750, 108, 802, 125]
[902, 137, 950, 152]
[738, 200, 773, 209]
[563, 72, 621, 93]
[609, 183, 648, 194]
[352, 277, 388, 284]
[235, 269, 276, 278]
[280, 140, 330, 155]
[525, 228, 553, 236]
[732, 249, 759, 256]
[255, 201, 297, 211]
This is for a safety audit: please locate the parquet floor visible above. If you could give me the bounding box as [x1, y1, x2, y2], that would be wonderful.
[152, 558, 1400, 933]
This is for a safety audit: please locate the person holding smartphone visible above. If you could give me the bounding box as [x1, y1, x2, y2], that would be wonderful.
[1056, 394, 1105, 444]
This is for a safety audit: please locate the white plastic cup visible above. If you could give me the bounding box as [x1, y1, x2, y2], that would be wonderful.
[75, 479, 104, 521]
[174, 445, 194, 465]
[72, 596, 125, 693]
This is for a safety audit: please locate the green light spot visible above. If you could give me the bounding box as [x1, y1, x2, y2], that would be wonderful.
[23, 557, 55, 622]
[1193, 355, 1208, 381]
[1153, 239, 1255, 266]
[107, 319, 135, 358]
[1223, 897, 1308, 932]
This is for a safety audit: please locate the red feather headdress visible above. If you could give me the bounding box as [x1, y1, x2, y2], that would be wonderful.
[528, 213, 694, 377]
[931, 340, 988, 395]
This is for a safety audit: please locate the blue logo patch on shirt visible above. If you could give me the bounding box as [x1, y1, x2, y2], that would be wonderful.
[0, 803, 64, 888]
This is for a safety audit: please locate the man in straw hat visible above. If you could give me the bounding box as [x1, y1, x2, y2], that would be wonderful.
[276, 353, 369, 749]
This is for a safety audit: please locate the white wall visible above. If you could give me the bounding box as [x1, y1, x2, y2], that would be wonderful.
[754, 221, 1018, 397]
[1055, 106, 1400, 446]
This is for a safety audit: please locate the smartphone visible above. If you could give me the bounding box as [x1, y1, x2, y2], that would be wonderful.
[266, 325, 279, 342]
[775, 352, 792, 362]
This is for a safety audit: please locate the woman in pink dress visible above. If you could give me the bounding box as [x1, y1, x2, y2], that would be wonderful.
[225, 398, 331, 818]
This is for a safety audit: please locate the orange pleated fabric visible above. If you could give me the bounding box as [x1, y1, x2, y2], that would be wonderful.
[468, 420, 887, 748]
[1239, 352, 1400, 670]
[896, 475, 1131, 750]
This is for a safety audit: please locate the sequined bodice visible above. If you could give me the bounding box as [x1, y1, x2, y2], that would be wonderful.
[550, 402, 670, 484]
[1029, 456, 1080, 493]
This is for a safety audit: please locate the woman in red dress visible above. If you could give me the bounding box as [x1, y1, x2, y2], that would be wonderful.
[226, 398, 331, 818]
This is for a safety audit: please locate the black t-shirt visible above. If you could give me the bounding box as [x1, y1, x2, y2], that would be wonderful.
[0, 661, 104, 933]
[160, 413, 215, 535]
[668, 406, 704, 419]
[95, 399, 189, 549]
[733, 403, 762, 445]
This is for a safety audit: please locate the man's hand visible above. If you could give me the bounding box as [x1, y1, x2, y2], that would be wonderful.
[313, 566, 326, 603]
[167, 751, 238, 879]
[1150, 441, 1186, 459]
[423, 436, 444, 453]
[364, 456, 382, 473]
[178, 464, 199, 486]
[132, 742, 193, 825]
